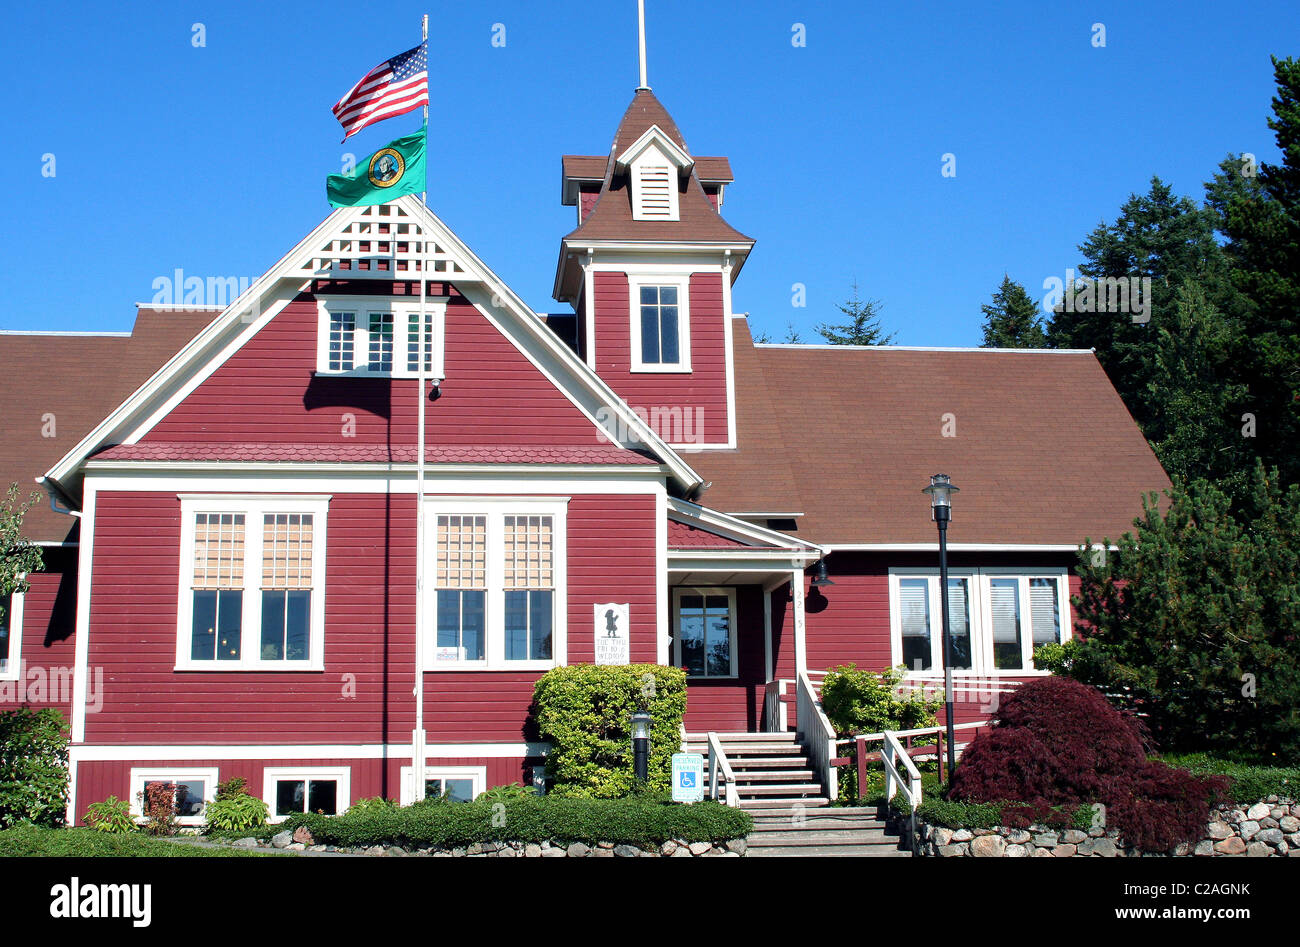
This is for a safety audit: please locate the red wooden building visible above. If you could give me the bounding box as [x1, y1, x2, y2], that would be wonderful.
[0, 85, 1167, 823]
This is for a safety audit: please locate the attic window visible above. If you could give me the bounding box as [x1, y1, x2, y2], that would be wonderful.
[316, 297, 446, 379]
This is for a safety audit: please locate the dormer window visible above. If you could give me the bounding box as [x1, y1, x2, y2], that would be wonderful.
[629, 275, 690, 372]
[316, 297, 446, 378]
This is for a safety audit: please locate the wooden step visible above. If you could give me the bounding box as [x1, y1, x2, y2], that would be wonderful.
[747, 845, 912, 858]
[748, 817, 885, 833]
[683, 732, 797, 743]
[739, 799, 832, 814]
[745, 831, 896, 847]
[732, 770, 815, 782]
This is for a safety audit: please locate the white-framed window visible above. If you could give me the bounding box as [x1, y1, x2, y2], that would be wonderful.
[425, 499, 568, 671]
[262, 767, 351, 822]
[672, 587, 738, 680]
[0, 588, 23, 682]
[176, 495, 330, 671]
[398, 765, 486, 805]
[889, 568, 1070, 676]
[315, 296, 446, 379]
[629, 274, 691, 372]
[129, 767, 218, 826]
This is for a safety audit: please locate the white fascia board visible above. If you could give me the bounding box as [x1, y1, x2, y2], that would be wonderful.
[668, 497, 821, 553]
[615, 125, 693, 172]
[823, 543, 1113, 552]
[83, 459, 670, 478]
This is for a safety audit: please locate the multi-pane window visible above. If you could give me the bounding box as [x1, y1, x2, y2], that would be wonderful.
[400, 766, 486, 805]
[674, 588, 736, 679]
[424, 776, 476, 803]
[327, 312, 355, 372]
[435, 515, 487, 662]
[891, 570, 1069, 674]
[317, 299, 445, 377]
[503, 515, 554, 662]
[260, 514, 313, 662]
[179, 498, 327, 670]
[275, 778, 338, 817]
[425, 503, 567, 670]
[130, 769, 217, 825]
[367, 312, 394, 372]
[190, 513, 245, 662]
[639, 285, 681, 365]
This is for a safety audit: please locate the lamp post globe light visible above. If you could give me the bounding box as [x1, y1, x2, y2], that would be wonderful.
[922, 474, 960, 778]
[630, 711, 652, 785]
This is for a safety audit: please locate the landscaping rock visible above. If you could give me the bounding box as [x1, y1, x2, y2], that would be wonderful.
[1255, 828, 1284, 847]
[287, 842, 306, 851]
[1062, 830, 1088, 844]
[1239, 820, 1260, 840]
[1051, 844, 1077, 857]
[937, 844, 966, 857]
[1194, 840, 1215, 857]
[1214, 837, 1247, 855]
[567, 842, 590, 858]
[1006, 829, 1032, 845]
[541, 847, 566, 857]
[614, 844, 641, 858]
[1245, 841, 1272, 857]
[232, 837, 258, 849]
[365, 845, 387, 857]
[1206, 821, 1234, 840]
[1281, 816, 1300, 833]
[670, 845, 692, 857]
[688, 841, 712, 856]
[931, 827, 953, 847]
[726, 838, 747, 855]
[1004, 844, 1029, 857]
[1247, 803, 1271, 821]
[970, 835, 1006, 857]
[660, 841, 677, 856]
[292, 826, 314, 845]
[271, 830, 294, 849]
[951, 829, 973, 842]
[524, 844, 542, 858]
[1090, 838, 1118, 857]
[1033, 832, 1058, 848]
[386, 846, 405, 857]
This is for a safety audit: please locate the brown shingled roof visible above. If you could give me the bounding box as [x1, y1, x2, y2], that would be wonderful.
[0, 308, 216, 541]
[562, 90, 753, 246]
[690, 320, 1171, 548]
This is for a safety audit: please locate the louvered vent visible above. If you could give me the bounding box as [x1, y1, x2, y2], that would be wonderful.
[636, 166, 675, 220]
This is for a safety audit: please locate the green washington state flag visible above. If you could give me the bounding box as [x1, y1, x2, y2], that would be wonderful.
[326, 126, 426, 208]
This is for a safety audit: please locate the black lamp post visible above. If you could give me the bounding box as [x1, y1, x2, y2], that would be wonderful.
[630, 711, 652, 786]
[811, 557, 835, 587]
[923, 473, 960, 778]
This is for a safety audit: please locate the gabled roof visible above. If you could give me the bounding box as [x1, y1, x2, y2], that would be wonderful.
[689, 321, 1171, 548]
[0, 309, 216, 541]
[40, 196, 704, 502]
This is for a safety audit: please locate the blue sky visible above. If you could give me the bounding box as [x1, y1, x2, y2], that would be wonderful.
[2, 1, 1296, 344]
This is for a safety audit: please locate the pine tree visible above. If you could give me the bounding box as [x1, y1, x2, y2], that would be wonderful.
[980, 275, 1046, 348]
[1203, 56, 1300, 488]
[815, 282, 894, 345]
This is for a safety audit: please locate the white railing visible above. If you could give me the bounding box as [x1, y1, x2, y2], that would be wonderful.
[762, 680, 785, 732]
[795, 671, 838, 802]
[706, 731, 739, 807]
[833, 720, 991, 758]
[880, 730, 924, 810]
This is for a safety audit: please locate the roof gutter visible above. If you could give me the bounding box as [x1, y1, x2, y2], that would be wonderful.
[36, 475, 81, 518]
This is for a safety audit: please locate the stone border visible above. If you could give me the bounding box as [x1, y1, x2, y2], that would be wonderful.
[910, 797, 1300, 857]
[213, 827, 747, 857]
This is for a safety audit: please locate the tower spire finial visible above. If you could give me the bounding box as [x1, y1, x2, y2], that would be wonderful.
[636, 0, 650, 91]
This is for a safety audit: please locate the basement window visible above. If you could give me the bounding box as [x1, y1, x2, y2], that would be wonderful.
[263, 767, 350, 821]
[316, 296, 445, 378]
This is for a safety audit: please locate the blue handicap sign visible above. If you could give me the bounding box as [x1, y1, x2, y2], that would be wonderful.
[680, 772, 696, 788]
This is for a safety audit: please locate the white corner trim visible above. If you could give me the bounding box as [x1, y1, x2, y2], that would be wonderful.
[0, 586, 23, 681]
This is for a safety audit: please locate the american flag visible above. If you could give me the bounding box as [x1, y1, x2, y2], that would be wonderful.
[332, 42, 428, 141]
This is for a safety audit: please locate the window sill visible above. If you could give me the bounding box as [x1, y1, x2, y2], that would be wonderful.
[683, 674, 740, 683]
[901, 669, 1054, 679]
[630, 364, 693, 374]
[173, 662, 326, 673]
[313, 369, 441, 380]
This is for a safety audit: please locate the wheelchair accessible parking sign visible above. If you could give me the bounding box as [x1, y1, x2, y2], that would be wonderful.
[672, 753, 705, 804]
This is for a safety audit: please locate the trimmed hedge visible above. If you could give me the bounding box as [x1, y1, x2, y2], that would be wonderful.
[913, 798, 1094, 831]
[533, 664, 687, 798]
[280, 795, 750, 849]
[0, 826, 275, 857]
[1162, 753, 1300, 803]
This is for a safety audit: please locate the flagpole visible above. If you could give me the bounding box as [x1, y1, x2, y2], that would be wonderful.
[412, 11, 430, 804]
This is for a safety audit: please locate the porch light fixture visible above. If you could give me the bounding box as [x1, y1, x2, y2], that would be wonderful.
[810, 558, 834, 587]
[922, 474, 960, 778]
[630, 711, 652, 785]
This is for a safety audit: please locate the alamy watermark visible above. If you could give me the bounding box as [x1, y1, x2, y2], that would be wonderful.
[595, 405, 707, 445]
[1041, 268, 1152, 324]
[0, 662, 103, 713]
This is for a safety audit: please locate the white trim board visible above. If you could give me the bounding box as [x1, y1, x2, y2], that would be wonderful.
[70, 742, 550, 762]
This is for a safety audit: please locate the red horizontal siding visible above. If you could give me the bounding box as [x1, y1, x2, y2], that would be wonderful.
[591, 271, 728, 444]
[143, 288, 601, 446]
[85, 490, 658, 745]
[0, 546, 77, 717]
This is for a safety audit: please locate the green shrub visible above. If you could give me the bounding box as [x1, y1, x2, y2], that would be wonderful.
[533, 664, 686, 798]
[282, 795, 749, 849]
[84, 796, 135, 834]
[139, 781, 178, 837]
[914, 797, 1094, 831]
[0, 707, 69, 828]
[475, 782, 538, 803]
[204, 793, 269, 832]
[820, 664, 939, 801]
[1162, 753, 1300, 803]
[347, 796, 397, 814]
[0, 825, 279, 857]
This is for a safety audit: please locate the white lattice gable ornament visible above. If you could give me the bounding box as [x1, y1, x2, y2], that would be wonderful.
[287, 200, 475, 282]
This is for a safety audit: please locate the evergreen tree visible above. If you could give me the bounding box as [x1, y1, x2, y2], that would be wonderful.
[1056, 467, 1300, 758]
[980, 275, 1047, 348]
[816, 282, 894, 345]
[1203, 55, 1300, 488]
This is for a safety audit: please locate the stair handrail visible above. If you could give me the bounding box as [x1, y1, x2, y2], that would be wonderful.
[881, 729, 924, 811]
[795, 670, 838, 803]
[706, 731, 739, 807]
[762, 680, 781, 732]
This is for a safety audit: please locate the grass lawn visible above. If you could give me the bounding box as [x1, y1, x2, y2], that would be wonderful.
[0, 825, 283, 857]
